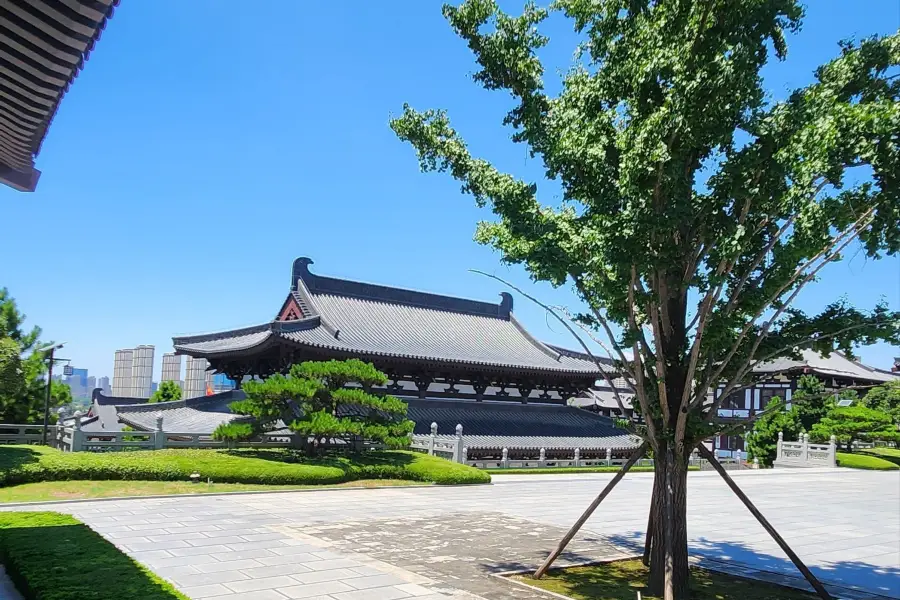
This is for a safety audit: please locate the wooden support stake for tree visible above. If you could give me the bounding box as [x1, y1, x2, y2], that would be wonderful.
[642, 485, 655, 566]
[534, 442, 649, 579]
[696, 444, 832, 600]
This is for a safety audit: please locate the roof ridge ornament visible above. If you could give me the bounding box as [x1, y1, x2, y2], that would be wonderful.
[291, 257, 316, 292]
[499, 292, 513, 318]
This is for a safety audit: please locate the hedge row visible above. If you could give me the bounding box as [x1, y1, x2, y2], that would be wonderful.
[0, 512, 187, 600]
[0, 445, 491, 487]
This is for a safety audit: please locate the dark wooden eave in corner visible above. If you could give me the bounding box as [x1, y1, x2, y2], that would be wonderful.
[0, 0, 118, 192]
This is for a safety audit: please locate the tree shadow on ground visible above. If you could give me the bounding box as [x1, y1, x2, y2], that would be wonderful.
[0, 445, 40, 477]
[604, 530, 900, 599]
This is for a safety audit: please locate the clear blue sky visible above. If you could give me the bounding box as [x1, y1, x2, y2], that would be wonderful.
[2, 1, 898, 380]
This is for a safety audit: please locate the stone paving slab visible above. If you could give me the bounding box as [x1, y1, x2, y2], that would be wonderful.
[282, 512, 633, 599]
[1, 469, 897, 599]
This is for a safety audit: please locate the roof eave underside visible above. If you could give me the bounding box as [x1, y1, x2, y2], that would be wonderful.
[175, 326, 602, 378]
[0, 0, 118, 191]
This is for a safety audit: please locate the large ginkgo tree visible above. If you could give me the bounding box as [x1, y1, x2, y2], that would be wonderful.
[390, 1, 899, 597]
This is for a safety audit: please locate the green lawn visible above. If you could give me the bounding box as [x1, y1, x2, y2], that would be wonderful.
[0, 445, 491, 492]
[858, 447, 900, 467]
[836, 451, 899, 470]
[513, 559, 816, 600]
[0, 512, 188, 600]
[0, 478, 419, 503]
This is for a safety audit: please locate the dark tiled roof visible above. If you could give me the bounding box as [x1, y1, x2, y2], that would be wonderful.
[405, 398, 638, 450]
[78, 391, 636, 450]
[80, 390, 250, 433]
[116, 391, 251, 433]
[754, 350, 899, 384]
[0, 0, 118, 191]
[174, 258, 608, 376]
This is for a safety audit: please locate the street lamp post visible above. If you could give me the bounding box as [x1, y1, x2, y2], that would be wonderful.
[40, 342, 65, 445]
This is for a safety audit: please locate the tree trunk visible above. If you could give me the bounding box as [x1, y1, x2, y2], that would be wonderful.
[648, 442, 690, 599]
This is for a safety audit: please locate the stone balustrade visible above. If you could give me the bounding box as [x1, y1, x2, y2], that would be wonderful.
[773, 431, 837, 468]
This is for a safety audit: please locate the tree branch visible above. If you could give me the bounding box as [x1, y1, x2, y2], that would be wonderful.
[714, 210, 876, 408]
[698, 208, 875, 408]
[470, 270, 644, 436]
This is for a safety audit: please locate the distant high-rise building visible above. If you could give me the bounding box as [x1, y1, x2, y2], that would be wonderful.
[64, 367, 89, 398]
[183, 356, 210, 399]
[98, 376, 111, 395]
[131, 345, 154, 398]
[86, 375, 96, 392]
[69, 368, 88, 388]
[161, 353, 183, 390]
[112, 350, 133, 396]
[212, 373, 235, 393]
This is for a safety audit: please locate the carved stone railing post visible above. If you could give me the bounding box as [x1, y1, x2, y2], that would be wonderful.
[573, 448, 580, 467]
[801, 433, 809, 463]
[828, 435, 837, 468]
[776, 431, 783, 462]
[606, 447, 612, 467]
[71, 417, 83, 453]
[501, 447, 509, 468]
[539, 448, 546, 465]
[454, 424, 464, 463]
[154, 416, 165, 450]
[461, 447, 468, 464]
[429, 422, 437, 456]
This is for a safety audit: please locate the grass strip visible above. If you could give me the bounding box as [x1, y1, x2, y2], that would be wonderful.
[0, 478, 419, 503]
[836, 451, 899, 470]
[512, 558, 816, 599]
[0, 512, 188, 600]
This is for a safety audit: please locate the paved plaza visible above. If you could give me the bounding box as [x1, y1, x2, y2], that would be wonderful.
[2, 469, 898, 600]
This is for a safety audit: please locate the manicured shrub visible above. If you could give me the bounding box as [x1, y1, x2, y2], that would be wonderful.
[0, 512, 188, 600]
[0, 445, 489, 487]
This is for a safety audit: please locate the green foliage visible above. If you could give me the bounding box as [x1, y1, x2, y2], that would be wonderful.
[211, 422, 256, 441]
[811, 405, 896, 449]
[391, 3, 899, 592]
[861, 381, 900, 424]
[0, 511, 189, 600]
[745, 375, 882, 466]
[745, 398, 799, 467]
[221, 359, 415, 451]
[0, 337, 22, 401]
[150, 380, 182, 404]
[390, 1, 900, 447]
[835, 452, 900, 471]
[0, 289, 66, 423]
[790, 376, 835, 432]
[0, 445, 490, 487]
